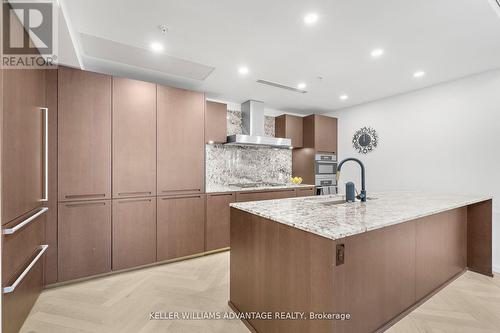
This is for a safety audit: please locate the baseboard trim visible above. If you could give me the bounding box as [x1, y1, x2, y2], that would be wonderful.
[45, 247, 230, 289]
[228, 301, 258, 333]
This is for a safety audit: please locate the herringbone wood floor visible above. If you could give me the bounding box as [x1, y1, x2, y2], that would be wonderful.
[21, 252, 500, 333]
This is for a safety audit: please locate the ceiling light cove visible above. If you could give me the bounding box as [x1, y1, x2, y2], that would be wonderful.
[304, 13, 319, 25]
[371, 48, 384, 58]
[150, 42, 164, 52]
[339, 94, 349, 101]
[413, 71, 426, 78]
[238, 66, 249, 75]
[297, 82, 307, 90]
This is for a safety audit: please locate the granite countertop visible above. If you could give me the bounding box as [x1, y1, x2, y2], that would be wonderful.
[206, 183, 315, 194]
[230, 191, 492, 240]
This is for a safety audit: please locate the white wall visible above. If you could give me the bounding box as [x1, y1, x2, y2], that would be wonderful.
[327, 70, 500, 273]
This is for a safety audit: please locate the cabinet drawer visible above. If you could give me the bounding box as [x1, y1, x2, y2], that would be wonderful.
[295, 187, 316, 197]
[2, 207, 46, 283]
[206, 193, 235, 251]
[157, 194, 205, 261]
[58, 200, 112, 281]
[236, 189, 296, 202]
[2, 248, 45, 333]
[112, 197, 157, 270]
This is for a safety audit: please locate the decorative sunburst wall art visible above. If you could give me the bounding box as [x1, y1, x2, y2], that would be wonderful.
[352, 127, 378, 154]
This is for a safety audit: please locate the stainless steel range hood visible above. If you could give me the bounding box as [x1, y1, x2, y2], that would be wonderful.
[226, 100, 292, 148]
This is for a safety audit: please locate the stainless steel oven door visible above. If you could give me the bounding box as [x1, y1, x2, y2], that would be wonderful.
[315, 161, 337, 175]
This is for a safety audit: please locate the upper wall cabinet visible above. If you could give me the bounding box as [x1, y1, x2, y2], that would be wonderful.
[58, 67, 112, 201]
[275, 114, 303, 148]
[303, 114, 338, 153]
[205, 101, 227, 143]
[157, 85, 204, 195]
[112, 77, 156, 198]
[2, 69, 46, 224]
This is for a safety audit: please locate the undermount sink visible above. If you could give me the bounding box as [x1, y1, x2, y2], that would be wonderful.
[320, 197, 378, 206]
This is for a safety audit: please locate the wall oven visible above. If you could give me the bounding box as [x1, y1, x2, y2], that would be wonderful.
[315, 153, 337, 195]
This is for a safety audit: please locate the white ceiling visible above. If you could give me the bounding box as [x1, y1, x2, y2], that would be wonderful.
[58, 0, 500, 114]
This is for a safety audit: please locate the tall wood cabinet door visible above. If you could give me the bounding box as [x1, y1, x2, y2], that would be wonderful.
[205, 101, 227, 143]
[113, 78, 156, 198]
[2, 68, 46, 224]
[157, 86, 204, 195]
[112, 197, 157, 270]
[58, 200, 112, 281]
[58, 67, 112, 202]
[315, 115, 337, 153]
[157, 195, 205, 261]
[206, 193, 235, 251]
[275, 114, 303, 148]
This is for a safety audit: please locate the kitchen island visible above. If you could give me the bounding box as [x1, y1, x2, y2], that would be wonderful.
[229, 192, 492, 333]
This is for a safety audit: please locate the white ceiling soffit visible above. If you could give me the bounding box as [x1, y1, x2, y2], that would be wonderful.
[79, 33, 215, 81]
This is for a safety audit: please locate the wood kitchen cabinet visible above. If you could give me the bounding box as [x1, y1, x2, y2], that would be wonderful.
[157, 194, 205, 261]
[2, 68, 46, 224]
[58, 67, 112, 202]
[303, 114, 338, 153]
[205, 100, 227, 143]
[157, 86, 205, 195]
[112, 77, 156, 198]
[295, 187, 316, 197]
[236, 189, 297, 202]
[58, 200, 112, 281]
[112, 197, 157, 270]
[206, 193, 235, 251]
[275, 114, 303, 148]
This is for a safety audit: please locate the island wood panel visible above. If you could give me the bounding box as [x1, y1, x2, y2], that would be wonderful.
[157, 86, 204, 195]
[332, 221, 417, 333]
[467, 200, 492, 276]
[205, 100, 227, 143]
[58, 67, 112, 201]
[112, 197, 157, 270]
[45, 68, 58, 284]
[58, 200, 112, 281]
[230, 206, 474, 333]
[230, 208, 335, 333]
[415, 207, 467, 300]
[112, 77, 157, 198]
[206, 193, 235, 251]
[235, 189, 297, 202]
[2, 68, 46, 224]
[157, 194, 205, 261]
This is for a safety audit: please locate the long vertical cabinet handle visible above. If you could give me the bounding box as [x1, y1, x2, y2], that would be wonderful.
[41, 107, 49, 202]
[3, 245, 49, 294]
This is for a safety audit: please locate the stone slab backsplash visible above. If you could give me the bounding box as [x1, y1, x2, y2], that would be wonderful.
[227, 109, 275, 137]
[206, 144, 292, 187]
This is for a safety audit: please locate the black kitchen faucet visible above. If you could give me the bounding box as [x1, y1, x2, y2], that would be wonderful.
[336, 158, 367, 202]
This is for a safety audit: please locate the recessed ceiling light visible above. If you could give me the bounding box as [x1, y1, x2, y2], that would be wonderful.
[413, 71, 426, 78]
[371, 48, 384, 58]
[304, 13, 319, 25]
[150, 42, 164, 52]
[340, 94, 349, 101]
[238, 66, 249, 75]
[297, 83, 307, 90]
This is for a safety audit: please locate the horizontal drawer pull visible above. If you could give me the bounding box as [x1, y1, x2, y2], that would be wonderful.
[118, 191, 152, 196]
[3, 244, 49, 294]
[65, 194, 106, 199]
[117, 198, 152, 204]
[64, 202, 107, 208]
[3, 207, 48, 235]
[161, 195, 201, 200]
[210, 193, 235, 197]
[161, 189, 201, 193]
